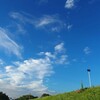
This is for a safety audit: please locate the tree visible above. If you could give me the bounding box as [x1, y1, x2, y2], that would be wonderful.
[41, 93, 50, 97]
[0, 92, 9, 100]
[15, 94, 38, 100]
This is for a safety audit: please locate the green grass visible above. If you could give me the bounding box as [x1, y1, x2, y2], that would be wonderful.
[32, 86, 100, 100]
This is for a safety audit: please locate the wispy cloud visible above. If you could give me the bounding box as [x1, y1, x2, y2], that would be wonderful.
[67, 24, 73, 30]
[38, 0, 48, 5]
[0, 59, 4, 65]
[10, 12, 66, 32]
[88, 0, 97, 4]
[72, 58, 77, 62]
[16, 23, 26, 34]
[35, 15, 56, 27]
[10, 12, 25, 24]
[35, 15, 66, 32]
[0, 27, 22, 58]
[84, 47, 91, 55]
[9, 11, 29, 23]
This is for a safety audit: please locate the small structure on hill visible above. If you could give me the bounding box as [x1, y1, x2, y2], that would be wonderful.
[87, 68, 92, 87]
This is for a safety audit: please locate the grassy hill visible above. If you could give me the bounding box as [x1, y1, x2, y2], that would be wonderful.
[32, 86, 100, 100]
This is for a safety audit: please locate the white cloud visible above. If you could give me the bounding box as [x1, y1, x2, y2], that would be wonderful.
[34, 15, 65, 32]
[84, 47, 91, 55]
[67, 24, 73, 30]
[39, 43, 69, 65]
[51, 27, 59, 32]
[0, 59, 4, 65]
[9, 12, 35, 28]
[45, 52, 56, 59]
[0, 57, 53, 98]
[9, 12, 28, 24]
[38, 52, 45, 56]
[65, 0, 75, 9]
[0, 27, 22, 58]
[10, 12, 66, 32]
[35, 15, 57, 27]
[54, 43, 69, 64]
[0, 42, 69, 98]
[55, 55, 69, 64]
[55, 43, 65, 53]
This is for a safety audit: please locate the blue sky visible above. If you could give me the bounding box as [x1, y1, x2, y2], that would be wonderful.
[0, 0, 100, 98]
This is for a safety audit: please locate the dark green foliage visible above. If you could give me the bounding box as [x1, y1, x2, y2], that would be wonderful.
[41, 93, 50, 97]
[0, 92, 9, 100]
[15, 94, 38, 100]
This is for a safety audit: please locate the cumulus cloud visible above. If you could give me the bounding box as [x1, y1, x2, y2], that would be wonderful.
[45, 52, 56, 59]
[0, 42, 69, 98]
[65, 0, 75, 9]
[84, 47, 91, 55]
[0, 27, 22, 58]
[56, 55, 69, 64]
[0, 57, 53, 98]
[39, 42, 69, 65]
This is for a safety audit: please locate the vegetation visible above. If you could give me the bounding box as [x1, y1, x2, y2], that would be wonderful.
[0, 86, 100, 100]
[0, 92, 9, 100]
[32, 86, 100, 100]
[15, 94, 38, 100]
[41, 93, 50, 97]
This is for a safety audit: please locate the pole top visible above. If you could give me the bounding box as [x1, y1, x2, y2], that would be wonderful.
[87, 69, 91, 72]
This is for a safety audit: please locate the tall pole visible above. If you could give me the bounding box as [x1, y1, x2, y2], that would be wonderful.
[87, 69, 92, 87]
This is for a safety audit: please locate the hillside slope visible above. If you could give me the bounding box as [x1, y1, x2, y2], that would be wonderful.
[33, 86, 100, 100]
